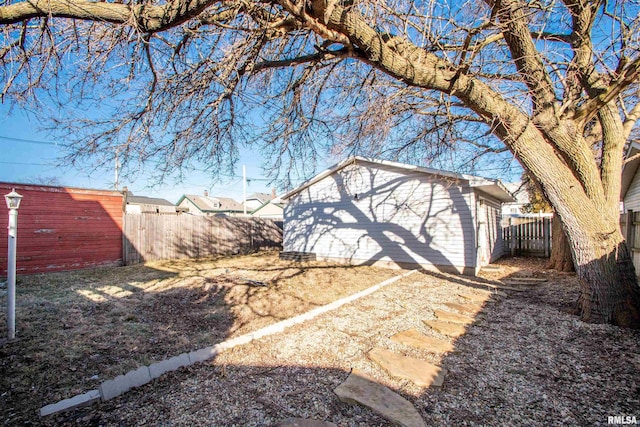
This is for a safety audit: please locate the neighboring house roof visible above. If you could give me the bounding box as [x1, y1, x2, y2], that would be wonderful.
[246, 192, 275, 203]
[503, 182, 530, 205]
[621, 142, 640, 200]
[177, 194, 244, 213]
[280, 157, 515, 203]
[126, 193, 175, 207]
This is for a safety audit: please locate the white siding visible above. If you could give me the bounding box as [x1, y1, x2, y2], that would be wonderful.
[245, 199, 264, 210]
[284, 161, 478, 273]
[475, 195, 503, 266]
[252, 202, 284, 219]
[625, 167, 640, 211]
[178, 198, 204, 215]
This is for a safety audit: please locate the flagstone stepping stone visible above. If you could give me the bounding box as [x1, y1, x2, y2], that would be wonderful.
[444, 302, 483, 315]
[334, 370, 426, 427]
[433, 309, 476, 325]
[390, 329, 454, 353]
[489, 289, 508, 298]
[458, 293, 491, 304]
[275, 418, 338, 427]
[423, 320, 467, 338]
[368, 347, 447, 388]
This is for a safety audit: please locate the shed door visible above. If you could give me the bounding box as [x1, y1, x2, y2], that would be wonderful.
[477, 197, 501, 266]
[477, 199, 489, 266]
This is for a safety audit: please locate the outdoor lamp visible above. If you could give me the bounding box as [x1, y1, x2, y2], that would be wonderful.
[5, 188, 22, 340]
[5, 188, 23, 210]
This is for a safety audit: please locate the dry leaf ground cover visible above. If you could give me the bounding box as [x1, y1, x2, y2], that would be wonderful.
[41, 257, 640, 427]
[0, 250, 401, 425]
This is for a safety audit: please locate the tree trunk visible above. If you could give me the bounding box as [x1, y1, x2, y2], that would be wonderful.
[574, 239, 640, 327]
[547, 215, 574, 272]
[563, 215, 640, 328]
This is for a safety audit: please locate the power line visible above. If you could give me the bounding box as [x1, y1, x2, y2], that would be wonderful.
[0, 135, 61, 146]
[0, 161, 53, 166]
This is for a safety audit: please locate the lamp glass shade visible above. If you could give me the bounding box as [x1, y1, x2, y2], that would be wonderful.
[4, 189, 23, 210]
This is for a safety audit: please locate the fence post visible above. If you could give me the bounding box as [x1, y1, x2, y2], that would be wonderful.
[122, 212, 127, 266]
[510, 217, 516, 257]
[543, 218, 551, 258]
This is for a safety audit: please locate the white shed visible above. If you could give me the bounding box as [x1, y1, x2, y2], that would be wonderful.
[280, 157, 514, 275]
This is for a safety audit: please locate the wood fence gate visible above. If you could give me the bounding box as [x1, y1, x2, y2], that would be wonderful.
[502, 216, 552, 258]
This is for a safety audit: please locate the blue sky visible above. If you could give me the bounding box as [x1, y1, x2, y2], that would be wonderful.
[0, 103, 520, 203]
[0, 105, 318, 203]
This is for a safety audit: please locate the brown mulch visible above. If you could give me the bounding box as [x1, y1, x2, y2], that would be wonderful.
[0, 251, 400, 425]
[3, 255, 640, 426]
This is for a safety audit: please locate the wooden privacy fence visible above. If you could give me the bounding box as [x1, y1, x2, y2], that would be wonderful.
[123, 213, 282, 265]
[502, 216, 552, 258]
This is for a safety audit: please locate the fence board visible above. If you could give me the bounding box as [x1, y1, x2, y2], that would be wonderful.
[502, 216, 552, 257]
[123, 213, 282, 265]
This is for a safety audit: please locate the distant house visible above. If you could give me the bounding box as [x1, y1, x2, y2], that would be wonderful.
[244, 191, 276, 212]
[501, 182, 529, 216]
[176, 192, 244, 216]
[124, 192, 177, 214]
[280, 157, 514, 275]
[251, 199, 285, 220]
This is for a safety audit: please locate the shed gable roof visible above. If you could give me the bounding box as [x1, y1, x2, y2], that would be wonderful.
[280, 157, 515, 203]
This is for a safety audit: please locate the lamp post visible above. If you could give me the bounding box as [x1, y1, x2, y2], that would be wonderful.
[5, 189, 22, 340]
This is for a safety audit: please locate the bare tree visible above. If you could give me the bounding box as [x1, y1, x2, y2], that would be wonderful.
[1, 0, 639, 327]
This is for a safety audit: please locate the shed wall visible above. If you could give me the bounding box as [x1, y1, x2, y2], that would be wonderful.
[283, 162, 478, 273]
[0, 183, 123, 275]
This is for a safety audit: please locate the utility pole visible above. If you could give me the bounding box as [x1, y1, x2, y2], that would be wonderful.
[114, 148, 120, 191]
[243, 165, 247, 215]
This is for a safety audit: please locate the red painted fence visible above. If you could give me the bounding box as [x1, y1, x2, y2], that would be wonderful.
[0, 183, 124, 275]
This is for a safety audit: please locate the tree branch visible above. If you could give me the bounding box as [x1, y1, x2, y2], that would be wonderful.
[573, 56, 640, 124]
[0, 0, 218, 32]
[250, 48, 351, 73]
[484, 0, 557, 111]
[561, 0, 602, 112]
[623, 100, 640, 141]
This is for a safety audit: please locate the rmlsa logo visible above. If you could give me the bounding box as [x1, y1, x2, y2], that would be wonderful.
[608, 416, 638, 425]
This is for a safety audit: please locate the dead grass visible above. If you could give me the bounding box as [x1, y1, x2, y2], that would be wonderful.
[0, 250, 400, 425]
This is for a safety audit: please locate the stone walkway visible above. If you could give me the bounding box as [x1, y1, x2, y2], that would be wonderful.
[332, 285, 506, 427]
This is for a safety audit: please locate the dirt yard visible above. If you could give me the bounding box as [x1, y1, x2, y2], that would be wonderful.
[0, 250, 401, 425]
[2, 255, 639, 426]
